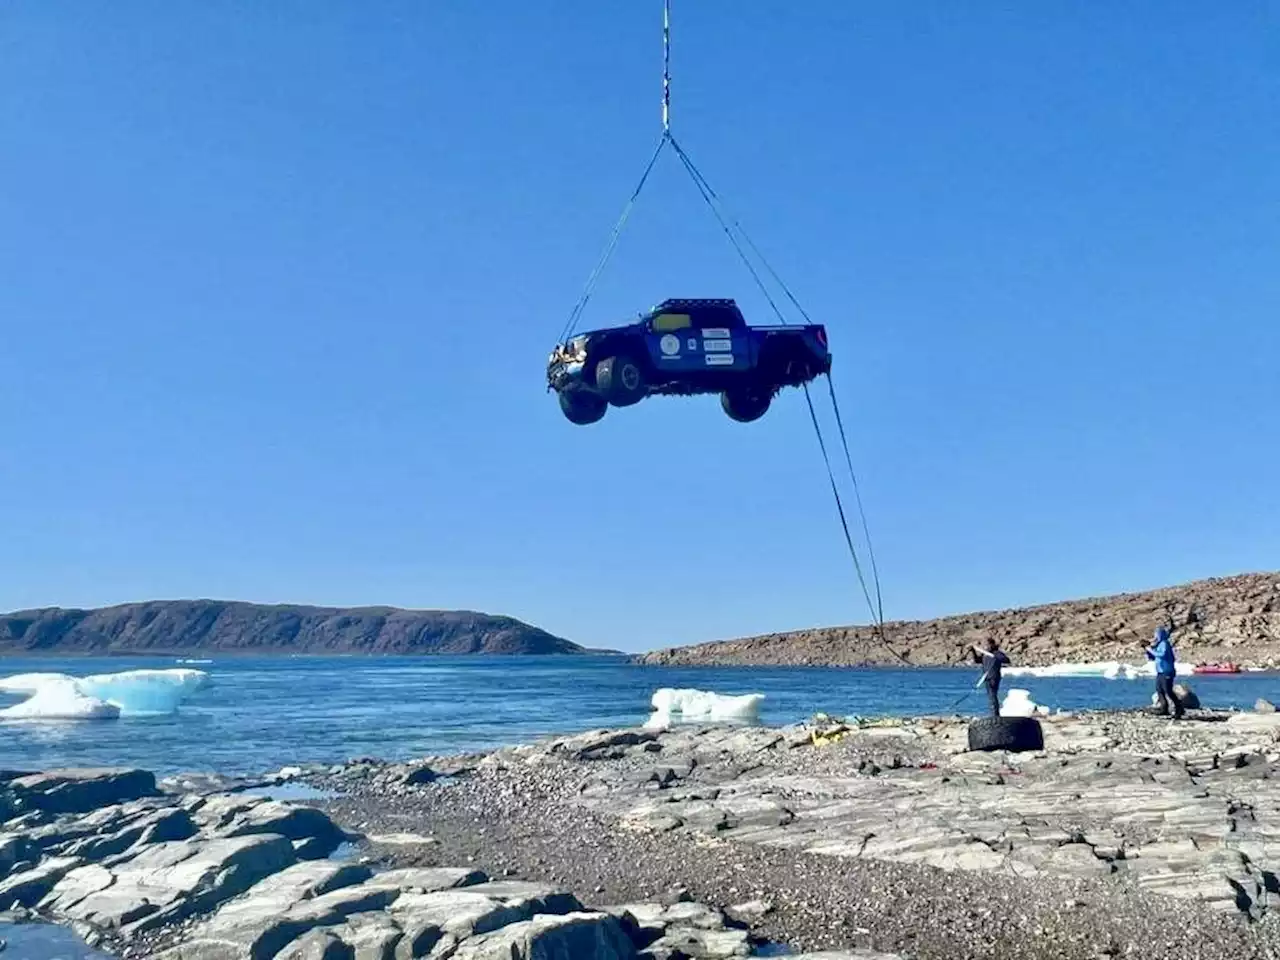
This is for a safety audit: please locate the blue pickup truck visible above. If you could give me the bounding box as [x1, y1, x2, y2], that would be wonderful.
[547, 298, 831, 425]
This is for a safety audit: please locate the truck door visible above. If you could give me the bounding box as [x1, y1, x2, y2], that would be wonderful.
[694, 309, 749, 372]
[645, 310, 701, 373]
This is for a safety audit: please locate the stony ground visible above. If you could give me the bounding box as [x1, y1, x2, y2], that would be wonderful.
[313, 708, 1280, 960]
[0, 766, 877, 959]
[10, 707, 1280, 958]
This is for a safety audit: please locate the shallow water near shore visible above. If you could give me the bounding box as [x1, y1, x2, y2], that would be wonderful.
[0, 920, 111, 959]
[0, 655, 1276, 775]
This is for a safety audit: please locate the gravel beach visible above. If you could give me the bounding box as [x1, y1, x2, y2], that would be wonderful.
[313, 708, 1280, 960]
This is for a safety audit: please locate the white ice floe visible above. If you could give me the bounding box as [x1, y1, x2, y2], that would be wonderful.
[1002, 660, 1193, 680]
[0, 668, 210, 721]
[645, 687, 765, 729]
[1000, 688, 1050, 717]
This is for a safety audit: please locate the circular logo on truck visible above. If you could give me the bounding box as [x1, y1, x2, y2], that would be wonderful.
[659, 334, 681, 356]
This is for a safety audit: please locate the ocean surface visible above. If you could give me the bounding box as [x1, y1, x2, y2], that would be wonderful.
[1, 655, 1277, 777]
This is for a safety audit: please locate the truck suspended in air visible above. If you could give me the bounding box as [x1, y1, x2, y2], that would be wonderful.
[547, 298, 831, 425]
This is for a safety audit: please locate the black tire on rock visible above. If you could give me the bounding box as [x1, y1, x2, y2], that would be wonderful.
[721, 386, 772, 423]
[595, 354, 646, 407]
[558, 389, 607, 425]
[967, 716, 1044, 752]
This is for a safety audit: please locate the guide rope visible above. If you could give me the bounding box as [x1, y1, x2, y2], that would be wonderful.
[556, 135, 669, 346]
[554, 1, 900, 664]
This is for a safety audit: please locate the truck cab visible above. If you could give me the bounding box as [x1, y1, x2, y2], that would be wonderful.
[641, 298, 752, 374]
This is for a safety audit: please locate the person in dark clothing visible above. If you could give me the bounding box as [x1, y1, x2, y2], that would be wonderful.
[971, 639, 1011, 716]
[1145, 625, 1184, 720]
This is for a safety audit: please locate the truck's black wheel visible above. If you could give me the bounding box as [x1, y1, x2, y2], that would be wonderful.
[966, 716, 1044, 752]
[558, 389, 606, 425]
[721, 387, 772, 423]
[595, 354, 646, 407]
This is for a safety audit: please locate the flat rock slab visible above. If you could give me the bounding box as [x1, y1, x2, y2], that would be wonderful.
[373, 866, 486, 893]
[648, 926, 751, 958]
[191, 860, 374, 934]
[389, 882, 586, 957]
[0, 855, 83, 908]
[9, 768, 158, 815]
[448, 911, 636, 960]
[163, 879, 400, 960]
[48, 833, 296, 935]
[60, 807, 197, 861]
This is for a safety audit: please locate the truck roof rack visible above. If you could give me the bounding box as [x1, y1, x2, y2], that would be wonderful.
[653, 298, 740, 310]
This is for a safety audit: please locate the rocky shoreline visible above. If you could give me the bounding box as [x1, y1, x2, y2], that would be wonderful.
[9, 706, 1280, 957]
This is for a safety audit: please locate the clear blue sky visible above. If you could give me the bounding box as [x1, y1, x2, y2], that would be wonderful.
[2, 2, 1277, 653]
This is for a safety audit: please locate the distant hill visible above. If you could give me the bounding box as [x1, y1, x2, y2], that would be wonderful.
[0, 600, 587, 657]
[638, 572, 1280, 668]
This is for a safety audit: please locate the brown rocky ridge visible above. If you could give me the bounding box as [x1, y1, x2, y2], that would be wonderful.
[638, 571, 1280, 668]
[0, 600, 594, 656]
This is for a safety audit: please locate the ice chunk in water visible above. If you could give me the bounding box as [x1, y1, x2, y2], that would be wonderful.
[0, 675, 120, 720]
[1000, 688, 1049, 717]
[0, 668, 209, 720]
[645, 687, 764, 729]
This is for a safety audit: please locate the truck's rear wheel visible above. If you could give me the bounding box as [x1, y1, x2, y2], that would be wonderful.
[595, 354, 646, 407]
[721, 386, 772, 423]
[558, 389, 606, 425]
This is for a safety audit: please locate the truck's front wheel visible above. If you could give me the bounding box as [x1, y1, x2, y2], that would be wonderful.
[559, 389, 607, 425]
[595, 354, 647, 407]
[721, 386, 772, 423]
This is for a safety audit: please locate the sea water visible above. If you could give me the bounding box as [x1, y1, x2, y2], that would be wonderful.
[0, 655, 1275, 776]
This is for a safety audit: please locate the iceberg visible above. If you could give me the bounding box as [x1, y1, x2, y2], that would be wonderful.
[0, 668, 210, 721]
[1002, 660, 1193, 680]
[645, 687, 764, 729]
[1000, 688, 1049, 717]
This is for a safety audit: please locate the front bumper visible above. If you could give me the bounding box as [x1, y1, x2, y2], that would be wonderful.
[546, 339, 591, 392]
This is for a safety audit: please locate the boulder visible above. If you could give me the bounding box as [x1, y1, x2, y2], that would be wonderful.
[448, 911, 636, 960]
[724, 899, 772, 925]
[217, 802, 345, 859]
[400, 765, 438, 787]
[389, 882, 585, 958]
[1150, 683, 1200, 710]
[318, 912, 405, 960]
[8, 769, 157, 815]
[1257, 699, 1277, 714]
[277, 928, 355, 960]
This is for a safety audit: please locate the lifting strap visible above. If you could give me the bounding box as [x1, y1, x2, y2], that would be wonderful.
[553, 1, 902, 665]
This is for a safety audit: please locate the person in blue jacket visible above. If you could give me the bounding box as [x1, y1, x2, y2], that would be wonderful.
[1145, 625, 1184, 720]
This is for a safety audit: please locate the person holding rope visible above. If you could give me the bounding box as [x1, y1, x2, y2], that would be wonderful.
[971, 639, 1011, 716]
[1144, 623, 1185, 720]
